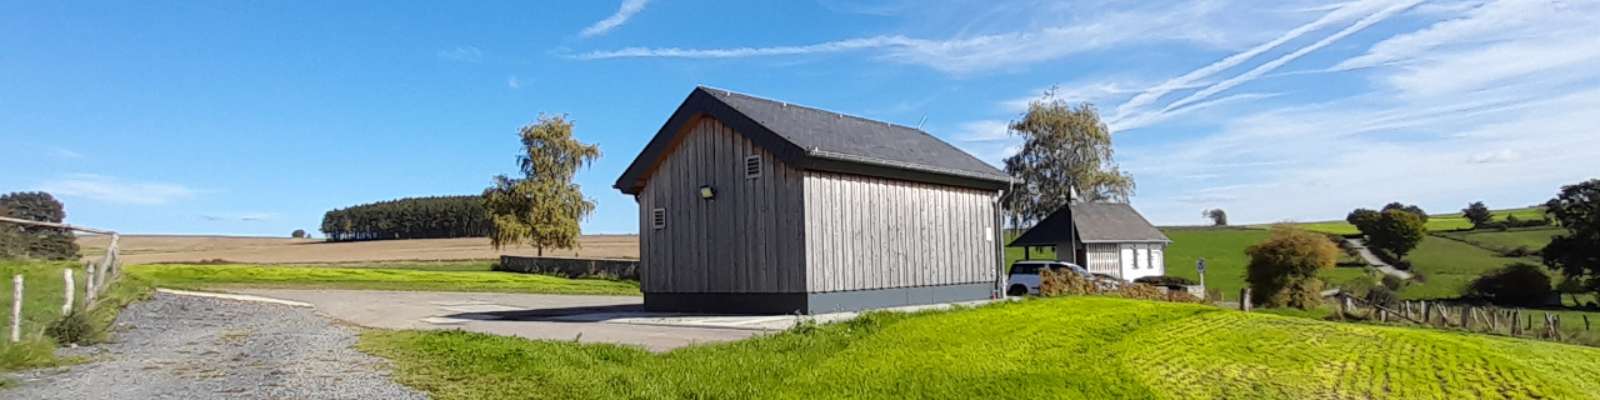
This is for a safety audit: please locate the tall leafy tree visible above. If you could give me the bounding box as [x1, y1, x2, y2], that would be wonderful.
[1382, 202, 1429, 223]
[0, 191, 79, 260]
[1366, 209, 1426, 260]
[1203, 209, 1228, 226]
[484, 114, 600, 255]
[1003, 93, 1134, 226]
[1462, 201, 1493, 229]
[1542, 179, 1600, 297]
[319, 196, 490, 241]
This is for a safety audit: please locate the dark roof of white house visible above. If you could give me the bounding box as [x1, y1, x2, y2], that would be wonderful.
[614, 86, 1012, 195]
[1007, 202, 1170, 247]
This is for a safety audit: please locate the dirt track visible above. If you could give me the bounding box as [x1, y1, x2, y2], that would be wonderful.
[76, 234, 640, 265]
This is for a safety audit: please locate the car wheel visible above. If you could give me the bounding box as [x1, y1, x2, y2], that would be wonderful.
[1007, 284, 1028, 297]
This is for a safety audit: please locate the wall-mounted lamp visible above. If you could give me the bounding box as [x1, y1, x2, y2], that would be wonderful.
[699, 185, 716, 200]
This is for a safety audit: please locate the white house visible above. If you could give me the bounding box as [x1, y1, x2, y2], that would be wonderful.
[1007, 202, 1171, 281]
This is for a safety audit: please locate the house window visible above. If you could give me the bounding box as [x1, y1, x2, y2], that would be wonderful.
[1136, 246, 1150, 270]
[745, 155, 761, 179]
[651, 208, 666, 229]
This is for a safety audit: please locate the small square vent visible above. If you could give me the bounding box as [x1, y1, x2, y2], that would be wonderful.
[745, 155, 762, 179]
[651, 208, 666, 229]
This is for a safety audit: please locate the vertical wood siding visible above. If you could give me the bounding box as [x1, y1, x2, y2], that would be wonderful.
[802, 171, 999, 293]
[638, 117, 806, 294]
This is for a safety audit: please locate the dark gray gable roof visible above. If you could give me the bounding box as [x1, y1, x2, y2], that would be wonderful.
[614, 86, 1012, 195]
[1007, 202, 1169, 247]
[1070, 203, 1169, 243]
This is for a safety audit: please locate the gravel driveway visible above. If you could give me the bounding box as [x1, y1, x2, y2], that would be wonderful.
[4, 293, 426, 400]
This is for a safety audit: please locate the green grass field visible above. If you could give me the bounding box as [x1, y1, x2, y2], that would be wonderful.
[1437, 227, 1565, 254]
[1401, 236, 1540, 300]
[1, 260, 152, 373]
[126, 264, 641, 296]
[1161, 228, 1368, 297]
[361, 296, 1600, 399]
[1286, 207, 1547, 235]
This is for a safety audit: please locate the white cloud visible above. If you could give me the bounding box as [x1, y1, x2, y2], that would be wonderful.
[436, 46, 483, 62]
[1468, 149, 1521, 164]
[955, 120, 1010, 142]
[507, 75, 522, 89]
[580, 0, 650, 38]
[37, 174, 199, 205]
[49, 147, 84, 159]
[1113, 0, 1406, 123]
[575, 1, 1288, 74]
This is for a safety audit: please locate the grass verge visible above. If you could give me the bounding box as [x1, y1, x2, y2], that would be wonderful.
[0, 260, 153, 372]
[360, 296, 1600, 399]
[126, 264, 640, 296]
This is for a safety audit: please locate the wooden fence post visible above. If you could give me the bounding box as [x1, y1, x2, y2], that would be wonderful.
[84, 261, 97, 306]
[1460, 306, 1470, 330]
[62, 268, 74, 315]
[10, 274, 21, 343]
[1585, 315, 1591, 332]
[1240, 288, 1251, 312]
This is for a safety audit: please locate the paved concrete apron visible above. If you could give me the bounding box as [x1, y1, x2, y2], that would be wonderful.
[227, 289, 766, 352]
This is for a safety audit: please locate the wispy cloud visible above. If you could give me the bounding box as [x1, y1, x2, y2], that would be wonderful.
[436, 46, 483, 63]
[575, 2, 1269, 74]
[1116, 0, 1421, 129]
[581, 0, 651, 38]
[37, 174, 199, 205]
[48, 147, 84, 159]
[1112, 0, 1405, 123]
[507, 75, 522, 89]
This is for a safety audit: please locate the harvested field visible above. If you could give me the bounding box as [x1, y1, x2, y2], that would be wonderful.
[77, 234, 640, 265]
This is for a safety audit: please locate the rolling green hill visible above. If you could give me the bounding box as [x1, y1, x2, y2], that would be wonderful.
[1287, 207, 1547, 235]
[1162, 228, 1368, 297]
[361, 296, 1600, 399]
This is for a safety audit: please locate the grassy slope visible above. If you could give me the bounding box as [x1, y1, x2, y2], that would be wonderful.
[1402, 236, 1540, 300]
[1290, 207, 1546, 235]
[0, 260, 153, 372]
[361, 296, 1600, 400]
[126, 264, 641, 296]
[1161, 228, 1368, 297]
[1437, 227, 1565, 253]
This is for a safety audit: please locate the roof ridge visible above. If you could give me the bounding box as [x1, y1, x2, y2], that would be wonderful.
[697, 85, 925, 132]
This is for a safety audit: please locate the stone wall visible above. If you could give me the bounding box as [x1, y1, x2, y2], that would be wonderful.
[496, 255, 639, 280]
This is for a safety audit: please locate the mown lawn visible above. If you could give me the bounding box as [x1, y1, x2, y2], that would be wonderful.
[361, 296, 1600, 399]
[1, 260, 152, 372]
[1162, 228, 1368, 297]
[126, 264, 640, 296]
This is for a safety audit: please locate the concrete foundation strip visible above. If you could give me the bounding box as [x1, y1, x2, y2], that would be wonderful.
[155, 288, 315, 308]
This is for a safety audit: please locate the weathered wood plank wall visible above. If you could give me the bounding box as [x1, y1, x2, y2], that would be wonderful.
[638, 117, 807, 294]
[802, 171, 998, 292]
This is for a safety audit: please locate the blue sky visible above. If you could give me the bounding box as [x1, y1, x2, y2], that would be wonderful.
[4, 0, 1597, 236]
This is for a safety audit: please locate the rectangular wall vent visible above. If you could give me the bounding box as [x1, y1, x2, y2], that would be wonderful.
[651, 208, 666, 229]
[745, 155, 761, 179]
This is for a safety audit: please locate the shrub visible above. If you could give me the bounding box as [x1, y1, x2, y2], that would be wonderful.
[1133, 275, 1197, 287]
[0, 192, 79, 260]
[1039, 269, 1098, 297]
[1502, 246, 1535, 257]
[1380, 274, 1407, 291]
[1466, 263, 1554, 307]
[1382, 202, 1429, 223]
[1245, 226, 1338, 309]
[291, 229, 308, 239]
[45, 312, 95, 345]
[1346, 209, 1380, 232]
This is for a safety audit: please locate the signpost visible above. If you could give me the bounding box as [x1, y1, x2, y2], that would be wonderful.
[1196, 257, 1207, 293]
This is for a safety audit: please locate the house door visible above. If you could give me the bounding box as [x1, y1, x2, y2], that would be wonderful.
[1119, 245, 1135, 279]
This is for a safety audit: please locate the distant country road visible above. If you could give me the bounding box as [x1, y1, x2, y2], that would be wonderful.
[1343, 238, 1415, 280]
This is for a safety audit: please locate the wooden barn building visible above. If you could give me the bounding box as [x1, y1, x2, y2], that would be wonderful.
[1006, 202, 1171, 282]
[614, 86, 1013, 314]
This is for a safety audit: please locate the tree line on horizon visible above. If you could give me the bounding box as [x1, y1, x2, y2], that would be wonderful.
[319, 195, 492, 242]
